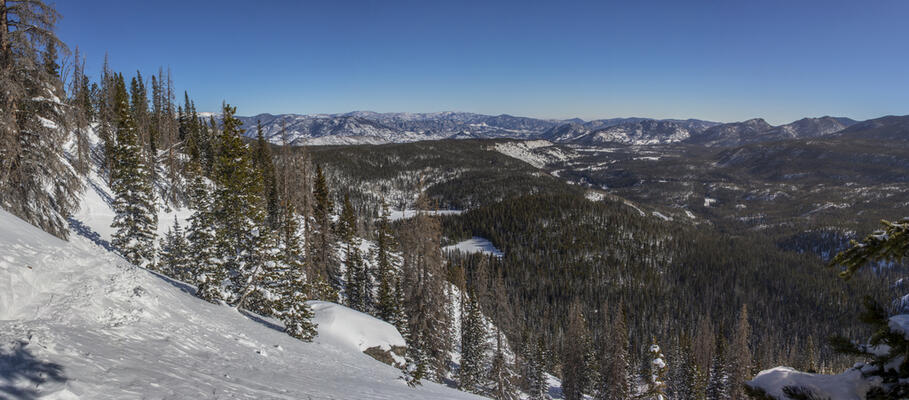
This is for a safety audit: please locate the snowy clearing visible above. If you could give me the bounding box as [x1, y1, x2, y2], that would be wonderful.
[388, 209, 463, 221]
[443, 237, 504, 258]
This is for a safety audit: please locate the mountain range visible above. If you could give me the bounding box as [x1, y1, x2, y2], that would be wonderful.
[222, 111, 884, 147]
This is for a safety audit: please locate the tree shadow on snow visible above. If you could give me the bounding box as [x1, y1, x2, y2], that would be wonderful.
[238, 310, 285, 333]
[68, 218, 114, 252]
[0, 341, 66, 400]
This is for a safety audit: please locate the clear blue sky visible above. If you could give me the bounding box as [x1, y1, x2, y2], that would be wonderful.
[56, 0, 909, 124]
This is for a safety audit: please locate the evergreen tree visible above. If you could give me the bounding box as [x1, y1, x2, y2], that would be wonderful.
[273, 203, 317, 341]
[159, 216, 191, 281]
[311, 164, 340, 293]
[459, 290, 488, 394]
[562, 303, 593, 400]
[375, 202, 402, 324]
[68, 46, 92, 176]
[110, 74, 157, 268]
[524, 336, 550, 400]
[645, 339, 669, 400]
[252, 120, 279, 228]
[597, 302, 632, 400]
[706, 338, 730, 400]
[400, 191, 453, 383]
[489, 330, 519, 400]
[186, 162, 221, 301]
[209, 104, 270, 306]
[0, 0, 81, 239]
[728, 304, 752, 400]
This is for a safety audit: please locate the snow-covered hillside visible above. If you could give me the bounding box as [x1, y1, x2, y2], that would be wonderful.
[0, 207, 483, 399]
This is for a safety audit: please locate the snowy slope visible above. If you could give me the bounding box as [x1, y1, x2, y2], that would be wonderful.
[0, 209, 482, 399]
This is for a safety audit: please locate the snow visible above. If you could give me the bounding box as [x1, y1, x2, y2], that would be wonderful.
[0, 209, 481, 399]
[492, 140, 569, 169]
[585, 191, 606, 202]
[652, 211, 672, 221]
[308, 301, 405, 352]
[888, 314, 909, 339]
[443, 237, 504, 258]
[388, 209, 463, 221]
[747, 366, 881, 400]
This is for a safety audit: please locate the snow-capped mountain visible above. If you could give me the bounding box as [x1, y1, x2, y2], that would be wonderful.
[216, 110, 860, 147]
[686, 116, 857, 146]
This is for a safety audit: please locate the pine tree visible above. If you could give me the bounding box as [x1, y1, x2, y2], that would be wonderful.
[252, 120, 279, 228]
[209, 104, 271, 306]
[459, 290, 488, 394]
[375, 202, 402, 324]
[273, 203, 317, 341]
[110, 74, 157, 268]
[0, 0, 81, 239]
[159, 216, 191, 281]
[645, 339, 669, 400]
[489, 330, 519, 400]
[597, 301, 632, 400]
[311, 164, 340, 293]
[706, 338, 730, 400]
[524, 336, 550, 400]
[400, 191, 452, 383]
[186, 162, 221, 301]
[728, 304, 752, 400]
[68, 46, 91, 176]
[562, 303, 593, 400]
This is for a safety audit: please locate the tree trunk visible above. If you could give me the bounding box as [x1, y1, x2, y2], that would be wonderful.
[0, 0, 8, 69]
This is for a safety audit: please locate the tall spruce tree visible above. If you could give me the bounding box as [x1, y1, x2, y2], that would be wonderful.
[374, 202, 402, 325]
[186, 162, 221, 301]
[311, 164, 340, 294]
[562, 303, 593, 400]
[399, 191, 453, 383]
[110, 74, 157, 268]
[159, 216, 191, 281]
[252, 120, 279, 228]
[0, 0, 81, 238]
[459, 290, 488, 394]
[728, 304, 752, 400]
[209, 104, 271, 306]
[597, 301, 632, 400]
[489, 330, 519, 400]
[706, 338, 730, 400]
[645, 339, 669, 400]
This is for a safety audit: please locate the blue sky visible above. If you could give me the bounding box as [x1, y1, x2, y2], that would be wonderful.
[56, 0, 909, 124]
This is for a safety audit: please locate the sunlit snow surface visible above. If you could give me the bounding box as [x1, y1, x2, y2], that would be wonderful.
[443, 237, 504, 258]
[0, 209, 481, 399]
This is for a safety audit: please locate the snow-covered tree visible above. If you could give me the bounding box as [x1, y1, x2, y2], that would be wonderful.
[645, 339, 669, 400]
[0, 0, 81, 239]
[110, 74, 157, 268]
[707, 338, 730, 400]
[186, 163, 221, 301]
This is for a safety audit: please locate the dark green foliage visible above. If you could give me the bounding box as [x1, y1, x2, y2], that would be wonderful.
[562, 304, 593, 400]
[0, 0, 81, 239]
[110, 74, 157, 268]
[311, 164, 340, 293]
[159, 216, 191, 281]
[833, 218, 909, 280]
[459, 291, 488, 393]
[253, 120, 280, 228]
